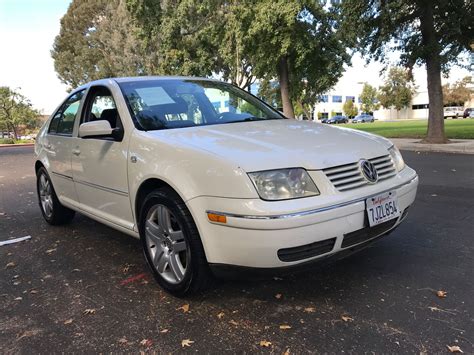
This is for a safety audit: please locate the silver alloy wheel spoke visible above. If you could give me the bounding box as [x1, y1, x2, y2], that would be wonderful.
[145, 219, 165, 243]
[169, 230, 184, 241]
[145, 204, 189, 285]
[156, 205, 172, 234]
[153, 250, 168, 273]
[39, 174, 53, 218]
[173, 240, 187, 253]
[169, 251, 184, 281]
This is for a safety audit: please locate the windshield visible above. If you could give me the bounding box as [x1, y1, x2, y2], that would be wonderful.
[118, 79, 284, 130]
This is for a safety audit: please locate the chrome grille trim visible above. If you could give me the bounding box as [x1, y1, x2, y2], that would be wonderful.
[323, 154, 397, 191]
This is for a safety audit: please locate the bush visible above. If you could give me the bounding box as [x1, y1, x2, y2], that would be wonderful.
[0, 138, 15, 144]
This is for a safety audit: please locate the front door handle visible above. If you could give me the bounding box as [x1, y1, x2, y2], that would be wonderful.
[72, 149, 81, 156]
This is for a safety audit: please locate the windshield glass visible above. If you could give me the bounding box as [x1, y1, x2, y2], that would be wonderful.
[118, 79, 284, 130]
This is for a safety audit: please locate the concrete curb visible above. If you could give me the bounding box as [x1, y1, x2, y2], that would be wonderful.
[0, 143, 35, 148]
[392, 138, 474, 155]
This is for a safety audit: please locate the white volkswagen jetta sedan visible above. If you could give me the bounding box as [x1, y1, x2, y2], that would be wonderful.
[35, 77, 418, 296]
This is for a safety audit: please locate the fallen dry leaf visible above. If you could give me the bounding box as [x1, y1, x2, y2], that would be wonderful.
[140, 339, 153, 347]
[17, 329, 40, 340]
[283, 349, 290, 355]
[260, 340, 272, 347]
[304, 307, 316, 313]
[14, 297, 22, 301]
[83, 308, 96, 315]
[6, 262, 16, 268]
[160, 329, 169, 333]
[275, 293, 282, 299]
[217, 312, 225, 319]
[181, 339, 194, 347]
[437, 290, 447, 298]
[341, 315, 353, 322]
[45, 248, 57, 254]
[176, 304, 190, 313]
[30, 290, 38, 294]
[63, 318, 73, 325]
[447, 345, 463, 353]
[118, 337, 128, 345]
[229, 320, 239, 326]
[279, 325, 292, 330]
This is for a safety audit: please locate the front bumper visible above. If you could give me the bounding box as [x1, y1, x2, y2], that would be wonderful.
[186, 168, 418, 269]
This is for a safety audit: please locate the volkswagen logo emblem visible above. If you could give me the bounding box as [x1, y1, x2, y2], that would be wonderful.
[359, 159, 378, 183]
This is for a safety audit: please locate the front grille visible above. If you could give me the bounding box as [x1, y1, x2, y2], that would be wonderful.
[341, 218, 398, 248]
[323, 155, 397, 191]
[278, 238, 336, 262]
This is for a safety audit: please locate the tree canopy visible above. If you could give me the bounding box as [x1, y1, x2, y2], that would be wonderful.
[443, 76, 473, 106]
[378, 67, 416, 117]
[343, 99, 358, 118]
[340, 0, 473, 143]
[53, 0, 351, 118]
[51, 0, 158, 89]
[0, 87, 41, 140]
[359, 83, 380, 114]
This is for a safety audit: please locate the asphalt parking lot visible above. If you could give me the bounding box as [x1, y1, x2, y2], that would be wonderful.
[1, 146, 473, 353]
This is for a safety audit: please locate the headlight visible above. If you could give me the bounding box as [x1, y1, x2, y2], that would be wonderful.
[248, 168, 320, 201]
[389, 145, 405, 172]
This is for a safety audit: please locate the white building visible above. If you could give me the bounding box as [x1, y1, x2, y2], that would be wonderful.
[312, 88, 430, 121]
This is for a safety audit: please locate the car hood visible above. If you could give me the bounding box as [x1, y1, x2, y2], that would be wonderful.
[149, 119, 392, 171]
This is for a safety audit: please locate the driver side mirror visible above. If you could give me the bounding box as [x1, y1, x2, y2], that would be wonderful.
[79, 120, 122, 140]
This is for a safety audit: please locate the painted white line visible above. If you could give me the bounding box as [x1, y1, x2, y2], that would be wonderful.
[0, 235, 31, 246]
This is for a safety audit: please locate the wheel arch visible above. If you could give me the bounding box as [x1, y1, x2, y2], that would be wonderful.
[134, 177, 188, 225]
[35, 160, 45, 174]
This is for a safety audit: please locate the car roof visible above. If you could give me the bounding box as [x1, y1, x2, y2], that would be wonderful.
[74, 76, 221, 92]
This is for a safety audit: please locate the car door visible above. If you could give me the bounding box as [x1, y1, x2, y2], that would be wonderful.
[71, 85, 134, 230]
[42, 90, 85, 206]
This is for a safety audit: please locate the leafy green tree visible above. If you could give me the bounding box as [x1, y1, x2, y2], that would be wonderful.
[257, 79, 281, 108]
[0, 87, 40, 140]
[340, 0, 473, 143]
[52, 0, 158, 89]
[443, 76, 473, 106]
[128, 0, 350, 118]
[378, 67, 416, 119]
[248, 0, 349, 118]
[343, 99, 358, 118]
[359, 83, 380, 113]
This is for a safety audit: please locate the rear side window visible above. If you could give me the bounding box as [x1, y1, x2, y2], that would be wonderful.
[49, 90, 85, 135]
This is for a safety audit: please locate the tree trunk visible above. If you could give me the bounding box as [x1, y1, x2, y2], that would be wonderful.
[420, 3, 447, 143]
[277, 56, 295, 118]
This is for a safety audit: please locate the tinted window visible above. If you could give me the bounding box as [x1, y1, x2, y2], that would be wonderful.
[119, 79, 283, 131]
[49, 91, 85, 135]
[332, 95, 342, 103]
[81, 86, 124, 140]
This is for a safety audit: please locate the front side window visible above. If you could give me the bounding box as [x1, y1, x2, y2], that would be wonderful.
[119, 79, 284, 131]
[82, 86, 123, 132]
[49, 90, 85, 135]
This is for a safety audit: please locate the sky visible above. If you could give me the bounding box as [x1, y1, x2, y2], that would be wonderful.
[0, 0, 471, 115]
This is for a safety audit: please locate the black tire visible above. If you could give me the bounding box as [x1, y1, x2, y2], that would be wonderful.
[36, 167, 75, 225]
[139, 187, 213, 297]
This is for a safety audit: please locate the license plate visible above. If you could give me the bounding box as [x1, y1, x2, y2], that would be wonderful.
[366, 191, 401, 227]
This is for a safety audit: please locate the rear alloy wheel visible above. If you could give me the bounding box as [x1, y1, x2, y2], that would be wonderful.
[139, 188, 213, 296]
[36, 167, 75, 225]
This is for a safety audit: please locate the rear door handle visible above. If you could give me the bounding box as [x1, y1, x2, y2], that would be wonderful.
[72, 149, 81, 156]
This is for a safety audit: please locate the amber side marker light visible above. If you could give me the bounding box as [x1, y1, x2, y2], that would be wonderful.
[207, 213, 227, 223]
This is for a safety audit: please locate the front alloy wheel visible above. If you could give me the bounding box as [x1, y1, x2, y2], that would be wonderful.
[139, 187, 213, 296]
[145, 204, 189, 284]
